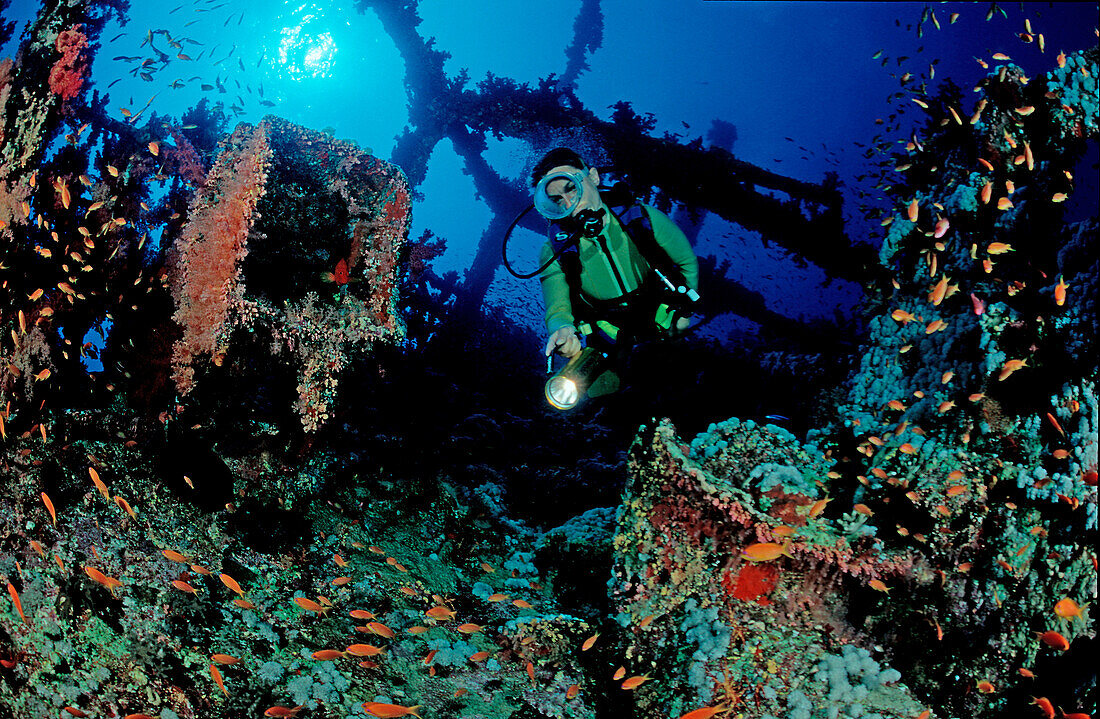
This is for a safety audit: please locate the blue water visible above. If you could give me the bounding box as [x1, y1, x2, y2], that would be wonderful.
[2, 0, 1097, 338]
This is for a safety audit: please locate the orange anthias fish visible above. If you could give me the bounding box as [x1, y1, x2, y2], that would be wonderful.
[928, 275, 949, 306]
[294, 596, 326, 614]
[362, 702, 421, 717]
[456, 623, 484, 634]
[41, 492, 57, 525]
[891, 309, 916, 324]
[1037, 630, 1070, 651]
[808, 497, 831, 517]
[345, 643, 386, 656]
[210, 663, 228, 696]
[741, 540, 793, 562]
[1031, 696, 1056, 719]
[581, 632, 599, 651]
[1054, 275, 1069, 306]
[89, 468, 110, 499]
[1054, 598, 1083, 619]
[366, 621, 395, 638]
[263, 707, 304, 717]
[312, 649, 346, 661]
[172, 580, 200, 595]
[219, 573, 245, 596]
[85, 566, 122, 596]
[622, 674, 651, 690]
[6, 581, 28, 624]
[211, 653, 241, 664]
[998, 358, 1028, 381]
[114, 495, 137, 519]
[425, 605, 457, 621]
[678, 707, 729, 719]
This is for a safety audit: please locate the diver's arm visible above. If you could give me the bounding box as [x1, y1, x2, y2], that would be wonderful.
[539, 243, 580, 356]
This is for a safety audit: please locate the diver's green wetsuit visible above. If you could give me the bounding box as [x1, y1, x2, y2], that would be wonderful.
[538, 203, 700, 339]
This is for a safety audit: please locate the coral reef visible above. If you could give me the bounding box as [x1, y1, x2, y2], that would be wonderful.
[47, 24, 89, 101]
[0, 2, 1095, 718]
[168, 116, 409, 434]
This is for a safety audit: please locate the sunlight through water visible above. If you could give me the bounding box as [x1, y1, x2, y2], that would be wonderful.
[277, 2, 337, 80]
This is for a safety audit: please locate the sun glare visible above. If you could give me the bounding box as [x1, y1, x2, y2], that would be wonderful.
[277, 3, 337, 80]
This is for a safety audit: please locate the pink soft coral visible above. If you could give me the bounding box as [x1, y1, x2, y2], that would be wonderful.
[48, 24, 88, 100]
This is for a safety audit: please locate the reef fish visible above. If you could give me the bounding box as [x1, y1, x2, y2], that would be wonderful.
[741, 541, 792, 562]
[294, 596, 326, 614]
[1037, 630, 1070, 650]
[263, 708, 304, 718]
[678, 707, 728, 719]
[1054, 598, 1083, 619]
[1054, 275, 1068, 306]
[312, 649, 345, 660]
[89, 468, 110, 499]
[365, 621, 395, 638]
[210, 663, 228, 695]
[998, 358, 1028, 381]
[171, 579, 199, 594]
[219, 573, 245, 595]
[85, 566, 122, 595]
[1031, 697, 1056, 719]
[41, 492, 57, 525]
[362, 702, 421, 717]
[928, 275, 949, 305]
[6, 582, 27, 624]
[425, 605, 456, 620]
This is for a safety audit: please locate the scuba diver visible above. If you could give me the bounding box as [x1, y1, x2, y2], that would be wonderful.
[526, 147, 701, 409]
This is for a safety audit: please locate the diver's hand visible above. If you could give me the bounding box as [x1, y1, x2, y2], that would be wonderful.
[675, 316, 692, 332]
[545, 326, 581, 358]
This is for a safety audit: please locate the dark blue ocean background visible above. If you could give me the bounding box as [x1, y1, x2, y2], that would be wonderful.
[3, 0, 1095, 347]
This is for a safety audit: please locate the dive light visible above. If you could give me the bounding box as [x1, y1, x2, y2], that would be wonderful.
[544, 347, 607, 411]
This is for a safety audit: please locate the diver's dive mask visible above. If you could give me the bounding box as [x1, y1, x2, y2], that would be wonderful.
[533, 170, 587, 220]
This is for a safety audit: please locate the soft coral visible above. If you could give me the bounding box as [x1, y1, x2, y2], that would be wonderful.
[48, 24, 89, 100]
